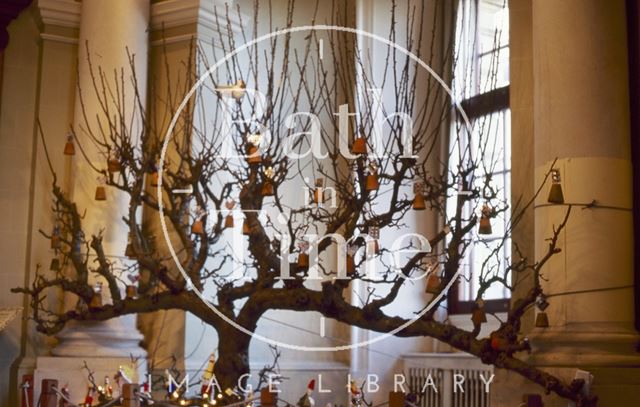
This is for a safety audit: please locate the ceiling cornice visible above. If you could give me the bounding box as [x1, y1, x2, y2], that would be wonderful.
[36, 0, 243, 40]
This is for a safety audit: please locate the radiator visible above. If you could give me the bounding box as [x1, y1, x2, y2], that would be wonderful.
[404, 353, 493, 407]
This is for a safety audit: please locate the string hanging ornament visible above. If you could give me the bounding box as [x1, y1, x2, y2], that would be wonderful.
[413, 179, 426, 210]
[313, 178, 325, 205]
[535, 294, 550, 328]
[224, 200, 236, 229]
[297, 241, 310, 270]
[247, 133, 263, 164]
[478, 204, 493, 235]
[547, 168, 565, 204]
[94, 176, 107, 201]
[365, 161, 379, 191]
[425, 260, 442, 294]
[471, 299, 488, 325]
[351, 133, 367, 155]
[63, 134, 75, 156]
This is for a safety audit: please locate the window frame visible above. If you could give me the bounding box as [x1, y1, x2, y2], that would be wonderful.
[448, 85, 510, 315]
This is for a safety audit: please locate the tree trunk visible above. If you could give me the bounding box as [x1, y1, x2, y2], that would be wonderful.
[214, 328, 251, 393]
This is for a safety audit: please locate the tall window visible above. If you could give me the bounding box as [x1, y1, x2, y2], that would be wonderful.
[448, 0, 510, 314]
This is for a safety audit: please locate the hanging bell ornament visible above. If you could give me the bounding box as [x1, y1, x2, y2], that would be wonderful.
[547, 168, 565, 204]
[242, 220, 251, 235]
[95, 185, 107, 201]
[478, 204, 493, 235]
[89, 282, 103, 310]
[535, 311, 550, 328]
[351, 135, 367, 155]
[346, 245, 357, 275]
[125, 285, 137, 300]
[63, 134, 75, 156]
[413, 180, 426, 210]
[50, 258, 61, 271]
[125, 233, 135, 258]
[365, 162, 379, 191]
[262, 167, 275, 196]
[313, 178, 325, 205]
[425, 273, 441, 294]
[471, 300, 487, 325]
[51, 226, 61, 250]
[149, 164, 159, 187]
[247, 134, 263, 164]
[224, 200, 236, 229]
[107, 157, 121, 173]
[191, 218, 204, 235]
[297, 241, 310, 270]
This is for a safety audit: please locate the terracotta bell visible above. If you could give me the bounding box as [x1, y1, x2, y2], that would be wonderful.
[224, 214, 234, 228]
[365, 173, 379, 191]
[63, 135, 75, 155]
[125, 285, 138, 300]
[478, 205, 492, 235]
[191, 219, 204, 234]
[107, 158, 121, 173]
[50, 258, 61, 271]
[413, 193, 426, 210]
[425, 274, 441, 294]
[547, 168, 564, 204]
[247, 145, 261, 164]
[351, 137, 367, 155]
[297, 252, 309, 270]
[242, 220, 251, 235]
[471, 307, 487, 325]
[125, 234, 135, 258]
[51, 227, 61, 250]
[89, 293, 103, 310]
[346, 254, 355, 275]
[535, 311, 549, 328]
[261, 181, 274, 196]
[95, 185, 107, 201]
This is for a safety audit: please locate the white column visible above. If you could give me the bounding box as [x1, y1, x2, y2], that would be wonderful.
[530, 0, 640, 404]
[36, 0, 149, 402]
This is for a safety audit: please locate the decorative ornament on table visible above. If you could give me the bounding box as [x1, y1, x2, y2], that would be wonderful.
[478, 204, 493, 235]
[297, 379, 315, 407]
[313, 178, 325, 205]
[224, 200, 236, 229]
[247, 133, 263, 164]
[351, 134, 367, 155]
[262, 166, 276, 196]
[94, 176, 107, 201]
[365, 162, 379, 191]
[413, 179, 426, 210]
[547, 168, 564, 204]
[63, 134, 75, 156]
[89, 282, 103, 310]
[201, 353, 216, 399]
[471, 299, 488, 325]
[83, 386, 95, 407]
[367, 226, 380, 255]
[535, 294, 550, 328]
[425, 261, 441, 294]
[297, 241, 310, 270]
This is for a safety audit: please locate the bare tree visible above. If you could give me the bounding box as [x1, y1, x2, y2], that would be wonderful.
[13, 1, 596, 405]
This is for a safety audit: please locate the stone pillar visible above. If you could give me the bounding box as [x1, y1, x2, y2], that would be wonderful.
[34, 0, 149, 403]
[530, 0, 640, 404]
